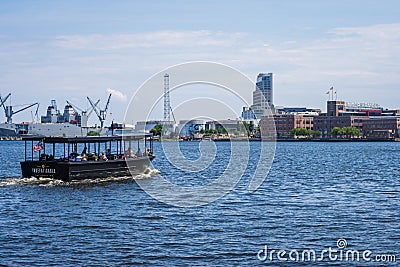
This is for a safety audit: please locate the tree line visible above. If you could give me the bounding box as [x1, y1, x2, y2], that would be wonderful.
[288, 126, 360, 138]
[150, 124, 361, 139]
[329, 126, 360, 138]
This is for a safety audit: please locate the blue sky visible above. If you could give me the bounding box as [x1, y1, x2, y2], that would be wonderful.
[0, 0, 399, 124]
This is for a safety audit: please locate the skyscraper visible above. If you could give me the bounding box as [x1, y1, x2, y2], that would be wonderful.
[249, 73, 274, 119]
[255, 73, 273, 106]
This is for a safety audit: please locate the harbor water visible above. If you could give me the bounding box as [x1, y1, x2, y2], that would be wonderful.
[0, 141, 399, 266]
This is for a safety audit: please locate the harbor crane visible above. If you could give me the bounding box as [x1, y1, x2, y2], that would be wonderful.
[0, 93, 39, 123]
[30, 104, 40, 123]
[66, 99, 99, 119]
[66, 99, 100, 127]
[87, 93, 112, 128]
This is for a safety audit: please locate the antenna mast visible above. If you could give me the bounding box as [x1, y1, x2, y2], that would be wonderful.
[163, 74, 171, 124]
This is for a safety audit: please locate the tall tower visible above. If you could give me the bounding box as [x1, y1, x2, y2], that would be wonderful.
[255, 73, 273, 106]
[163, 74, 171, 123]
[250, 72, 274, 119]
[327, 100, 345, 117]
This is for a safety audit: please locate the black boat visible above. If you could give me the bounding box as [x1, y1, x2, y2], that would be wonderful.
[20, 134, 155, 182]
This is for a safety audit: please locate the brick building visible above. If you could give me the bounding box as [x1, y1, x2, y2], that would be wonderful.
[314, 116, 365, 136]
[259, 99, 400, 140]
[273, 115, 314, 137]
[313, 100, 365, 137]
[362, 116, 400, 139]
[259, 114, 315, 138]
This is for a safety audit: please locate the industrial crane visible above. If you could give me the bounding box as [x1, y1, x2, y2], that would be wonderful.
[66, 99, 99, 119]
[87, 93, 112, 128]
[0, 93, 39, 123]
[0, 93, 10, 113]
[30, 104, 40, 123]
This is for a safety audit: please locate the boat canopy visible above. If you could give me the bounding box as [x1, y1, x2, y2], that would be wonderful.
[22, 134, 154, 162]
[21, 134, 153, 144]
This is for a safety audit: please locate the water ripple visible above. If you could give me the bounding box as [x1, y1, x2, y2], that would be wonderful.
[0, 141, 399, 266]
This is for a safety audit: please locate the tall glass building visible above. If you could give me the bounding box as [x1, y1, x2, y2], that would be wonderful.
[255, 73, 273, 106]
[250, 73, 274, 119]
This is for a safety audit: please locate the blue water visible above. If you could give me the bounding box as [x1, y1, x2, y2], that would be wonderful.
[0, 141, 399, 266]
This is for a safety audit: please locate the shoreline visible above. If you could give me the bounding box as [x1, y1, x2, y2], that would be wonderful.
[1, 136, 398, 142]
[156, 137, 399, 142]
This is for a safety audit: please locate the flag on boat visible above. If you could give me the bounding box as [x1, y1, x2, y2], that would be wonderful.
[33, 141, 43, 152]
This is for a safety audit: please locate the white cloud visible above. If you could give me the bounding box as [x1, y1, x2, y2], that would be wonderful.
[226, 23, 400, 109]
[53, 30, 246, 50]
[106, 88, 127, 102]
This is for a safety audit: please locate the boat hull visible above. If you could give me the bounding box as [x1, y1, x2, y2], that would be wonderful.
[20, 157, 153, 182]
[0, 123, 18, 136]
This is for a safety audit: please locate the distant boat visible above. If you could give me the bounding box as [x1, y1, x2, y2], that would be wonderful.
[20, 134, 155, 182]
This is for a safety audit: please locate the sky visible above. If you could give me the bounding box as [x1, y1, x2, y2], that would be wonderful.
[0, 0, 399, 125]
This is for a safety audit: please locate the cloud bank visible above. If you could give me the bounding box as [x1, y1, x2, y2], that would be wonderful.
[1, 23, 399, 123]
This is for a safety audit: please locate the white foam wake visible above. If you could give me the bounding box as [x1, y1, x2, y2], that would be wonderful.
[0, 168, 160, 187]
[0, 177, 60, 187]
[134, 168, 161, 180]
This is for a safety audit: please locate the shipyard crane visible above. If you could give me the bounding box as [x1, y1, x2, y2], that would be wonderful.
[30, 104, 40, 123]
[87, 93, 112, 128]
[0, 93, 39, 123]
[66, 99, 100, 128]
[0, 93, 11, 107]
[66, 99, 99, 119]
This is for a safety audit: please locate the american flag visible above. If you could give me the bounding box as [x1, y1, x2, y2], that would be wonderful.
[33, 141, 43, 152]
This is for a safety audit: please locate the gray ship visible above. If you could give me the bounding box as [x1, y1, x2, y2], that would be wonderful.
[0, 94, 110, 137]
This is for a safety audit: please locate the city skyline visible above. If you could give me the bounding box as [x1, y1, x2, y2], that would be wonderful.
[0, 1, 399, 125]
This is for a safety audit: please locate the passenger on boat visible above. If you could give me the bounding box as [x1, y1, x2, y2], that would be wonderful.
[81, 153, 87, 161]
[69, 152, 79, 161]
[105, 148, 115, 160]
[125, 147, 136, 158]
[100, 152, 108, 161]
[88, 153, 98, 161]
[136, 147, 141, 157]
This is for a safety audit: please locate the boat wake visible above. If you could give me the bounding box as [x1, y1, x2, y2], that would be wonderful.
[134, 168, 160, 180]
[0, 177, 61, 187]
[0, 168, 160, 187]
